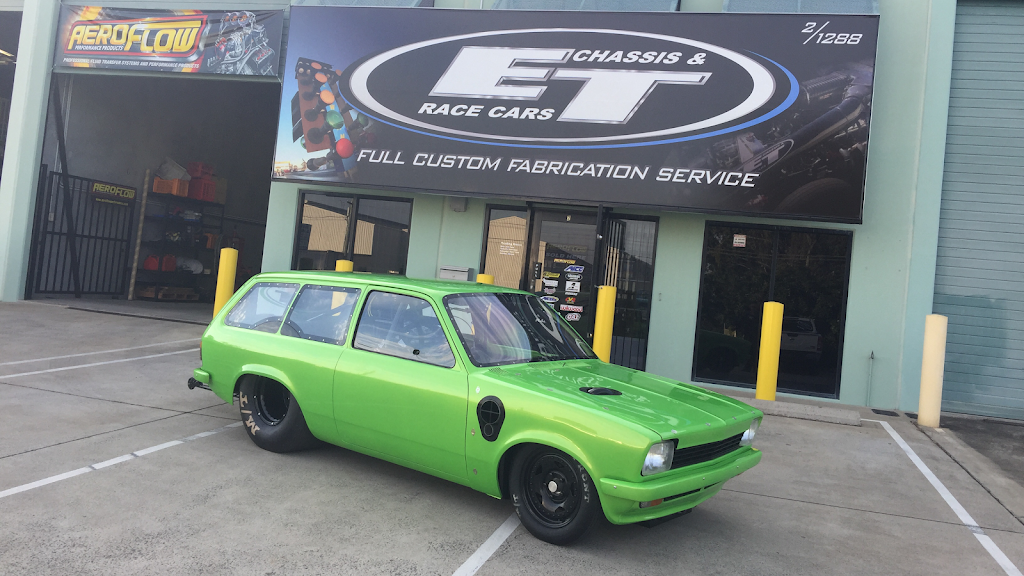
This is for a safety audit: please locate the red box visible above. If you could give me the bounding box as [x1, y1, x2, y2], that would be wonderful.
[186, 162, 214, 179]
[188, 177, 216, 202]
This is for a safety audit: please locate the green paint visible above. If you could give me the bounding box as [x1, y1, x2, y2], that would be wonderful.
[199, 270, 762, 526]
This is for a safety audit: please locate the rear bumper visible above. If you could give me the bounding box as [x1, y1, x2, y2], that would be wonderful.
[597, 447, 761, 524]
[192, 368, 211, 384]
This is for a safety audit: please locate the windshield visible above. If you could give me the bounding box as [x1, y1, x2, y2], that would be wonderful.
[443, 292, 597, 367]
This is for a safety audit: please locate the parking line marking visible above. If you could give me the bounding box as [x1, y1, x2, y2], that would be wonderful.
[0, 468, 93, 499]
[0, 348, 199, 379]
[91, 454, 135, 470]
[452, 513, 520, 576]
[0, 421, 243, 501]
[132, 440, 184, 457]
[865, 419, 1023, 576]
[0, 338, 200, 366]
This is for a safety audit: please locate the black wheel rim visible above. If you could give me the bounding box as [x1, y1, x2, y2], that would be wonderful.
[521, 452, 582, 529]
[255, 379, 290, 425]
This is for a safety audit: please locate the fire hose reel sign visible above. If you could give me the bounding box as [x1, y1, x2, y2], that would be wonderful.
[277, 8, 878, 224]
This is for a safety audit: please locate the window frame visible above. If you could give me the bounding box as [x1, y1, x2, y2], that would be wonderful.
[280, 283, 362, 346]
[692, 220, 853, 399]
[351, 288, 459, 369]
[292, 190, 414, 272]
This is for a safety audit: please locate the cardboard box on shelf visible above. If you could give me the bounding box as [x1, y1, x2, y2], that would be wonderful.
[212, 176, 228, 205]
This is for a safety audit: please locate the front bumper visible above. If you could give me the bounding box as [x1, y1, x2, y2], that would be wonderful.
[597, 447, 761, 524]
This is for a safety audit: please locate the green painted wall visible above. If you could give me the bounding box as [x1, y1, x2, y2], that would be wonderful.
[259, 0, 958, 410]
[0, 0, 58, 302]
[0, 0, 956, 412]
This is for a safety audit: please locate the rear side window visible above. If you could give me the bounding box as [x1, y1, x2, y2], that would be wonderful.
[353, 291, 456, 368]
[224, 283, 298, 333]
[281, 285, 361, 345]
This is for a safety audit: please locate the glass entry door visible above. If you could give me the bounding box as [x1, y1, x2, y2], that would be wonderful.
[526, 210, 598, 340]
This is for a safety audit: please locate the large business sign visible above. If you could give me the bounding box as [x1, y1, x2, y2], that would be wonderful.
[54, 6, 283, 76]
[276, 8, 878, 223]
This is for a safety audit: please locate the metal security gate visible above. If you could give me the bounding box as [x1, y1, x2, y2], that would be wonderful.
[28, 170, 135, 296]
[933, 0, 1024, 420]
[600, 216, 658, 371]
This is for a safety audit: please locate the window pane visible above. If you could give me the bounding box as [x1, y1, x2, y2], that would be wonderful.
[692, 224, 852, 398]
[353, 199, 411, 275]
[225, 283, 298, 333]
[281, 285, 361, 345]
[354, 291, 455, 368]
[693, 226, 773, 385]
[483, 208, 528, 289]
[772, 231, 851, 396]
[444, 293, 596, 367]
[296, 194, 353, 271]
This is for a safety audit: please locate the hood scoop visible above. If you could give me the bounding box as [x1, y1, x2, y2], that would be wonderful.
[580, 386, 622, 396]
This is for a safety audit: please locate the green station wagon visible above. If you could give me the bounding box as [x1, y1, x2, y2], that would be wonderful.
[191, 271, 762, 544]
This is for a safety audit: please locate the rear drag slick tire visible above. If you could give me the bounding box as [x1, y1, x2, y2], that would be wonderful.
[238, 375, 317, 453]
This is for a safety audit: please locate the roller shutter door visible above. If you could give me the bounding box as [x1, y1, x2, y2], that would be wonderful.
[933, 1, 1024, 420]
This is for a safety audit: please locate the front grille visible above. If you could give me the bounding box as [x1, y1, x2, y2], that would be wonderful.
[671, 433, 743, 470]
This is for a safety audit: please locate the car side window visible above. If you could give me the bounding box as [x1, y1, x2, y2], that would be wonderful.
[224, 283, 298, 333]
[353, 291, 456, 368]
[281, 285, 361, 345]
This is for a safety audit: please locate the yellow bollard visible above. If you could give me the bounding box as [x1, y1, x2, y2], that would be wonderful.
[335, 259, 353, 272]
[918, 314, 948, 428]
[476, 273, 494, 284]
[755, 301, 784, 401]
[592, 285, 617, 363]
[212, 248, 238, 318]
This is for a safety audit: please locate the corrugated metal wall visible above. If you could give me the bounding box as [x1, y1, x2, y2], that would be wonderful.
[933, 0, 1024, 420]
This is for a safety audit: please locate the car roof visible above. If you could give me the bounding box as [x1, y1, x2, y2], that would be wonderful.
[249, 270, 533, 298]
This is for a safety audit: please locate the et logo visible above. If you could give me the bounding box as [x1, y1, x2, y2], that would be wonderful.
[428, 47, 709, 124]
[344, 28, 782, 148]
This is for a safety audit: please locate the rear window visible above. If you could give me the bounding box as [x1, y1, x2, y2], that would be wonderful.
[281, 285, 361, 345]
[224, 283, 298, 333]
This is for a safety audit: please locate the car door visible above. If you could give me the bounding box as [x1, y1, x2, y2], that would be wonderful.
[333, 288, 468, 481]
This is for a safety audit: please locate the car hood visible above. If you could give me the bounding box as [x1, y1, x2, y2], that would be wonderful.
[479, 359, 761, 441]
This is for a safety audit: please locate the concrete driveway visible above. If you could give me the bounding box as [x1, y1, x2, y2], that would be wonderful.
[1, 301, 1022, 575]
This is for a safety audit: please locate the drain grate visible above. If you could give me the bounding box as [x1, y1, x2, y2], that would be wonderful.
[871, 409, 900, 417]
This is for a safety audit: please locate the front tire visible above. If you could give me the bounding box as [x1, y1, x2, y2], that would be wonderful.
[237, 375, 317, 453]
[510, 445, 599, 545]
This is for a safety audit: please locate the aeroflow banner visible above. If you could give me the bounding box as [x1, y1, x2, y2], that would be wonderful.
[275, 7, 879, 223]
[54, 6, 283, 76]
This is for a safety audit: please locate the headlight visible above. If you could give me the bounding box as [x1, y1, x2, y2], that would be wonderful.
[739, 418, 761, 447]
[641, 441, 674, 476]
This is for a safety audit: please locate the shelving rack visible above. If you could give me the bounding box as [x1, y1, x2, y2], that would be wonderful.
[129, 189, 225, 302]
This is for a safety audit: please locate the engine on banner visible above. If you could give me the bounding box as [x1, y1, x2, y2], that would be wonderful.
[679, 61, 874, 217]
[203, 11, 276, 76]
